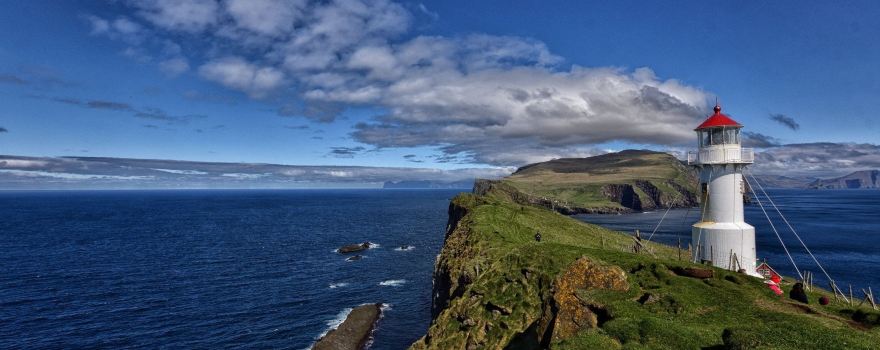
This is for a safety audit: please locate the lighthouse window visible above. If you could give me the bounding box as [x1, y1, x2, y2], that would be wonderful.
[725, 128, 740, 145]
[711, 129, 724, 145]
[700, 131, 710, 147]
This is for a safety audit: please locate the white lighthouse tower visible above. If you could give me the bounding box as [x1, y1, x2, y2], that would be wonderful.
[688, 103, 758, 276]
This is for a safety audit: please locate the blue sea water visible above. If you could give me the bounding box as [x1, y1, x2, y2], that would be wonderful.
[577, 189, 880, 293]
[1, 189, 877, 349]
[0, 189, 461, 349]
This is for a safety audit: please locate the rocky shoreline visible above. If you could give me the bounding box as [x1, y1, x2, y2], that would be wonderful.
[312, 303, 383, 350]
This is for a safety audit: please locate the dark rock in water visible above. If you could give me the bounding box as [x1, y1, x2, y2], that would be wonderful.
[312, 303, 382, 350]
[347, 255, 363, 261]
[338, 242, 371, 254]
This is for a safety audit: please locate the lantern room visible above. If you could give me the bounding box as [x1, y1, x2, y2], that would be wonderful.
[687, 104, 754, 165]
[695, 105, 743, 148]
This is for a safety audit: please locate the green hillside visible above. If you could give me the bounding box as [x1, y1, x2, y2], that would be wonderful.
[498, 150, 698, 213]
[411, 187, 880, 349]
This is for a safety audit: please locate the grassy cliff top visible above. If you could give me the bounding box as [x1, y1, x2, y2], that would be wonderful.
[500, 150, 698, 211]
[412, 188, 880, 349]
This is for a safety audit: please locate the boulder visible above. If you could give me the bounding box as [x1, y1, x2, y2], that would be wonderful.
[338, 242, 371, 254]
[550, 256, 629, 341]
[312, 303, 382, 350]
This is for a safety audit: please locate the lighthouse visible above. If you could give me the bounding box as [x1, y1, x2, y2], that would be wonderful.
[688, 104, 758, 276]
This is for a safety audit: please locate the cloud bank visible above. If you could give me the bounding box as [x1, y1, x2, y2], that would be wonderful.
[86, 0, 715, 166]
[0, 155, 509, 189]
[752, 143, 880, 177]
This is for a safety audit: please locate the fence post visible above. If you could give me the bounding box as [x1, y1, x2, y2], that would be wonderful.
[677, 238, 681, 261]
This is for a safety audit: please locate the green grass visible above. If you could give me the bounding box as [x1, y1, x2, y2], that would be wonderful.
[412, 190, 880, 349]
[500, 151, 697, 210]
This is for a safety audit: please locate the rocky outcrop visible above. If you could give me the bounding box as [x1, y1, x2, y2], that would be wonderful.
[809, 170, 880, 189]
[601, 184, 643, 211]
[338, 242, 371, 254]
[546, 257, 629, 342]
[313, 303, 382, 350]
[634, 180, 662, 210]
[666, 180, 700, 207]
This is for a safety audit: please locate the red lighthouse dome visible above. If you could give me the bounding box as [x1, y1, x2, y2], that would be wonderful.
[695, 104, 742, 130]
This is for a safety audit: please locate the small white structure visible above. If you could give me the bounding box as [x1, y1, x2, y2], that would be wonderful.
[688, 104, 759, 276]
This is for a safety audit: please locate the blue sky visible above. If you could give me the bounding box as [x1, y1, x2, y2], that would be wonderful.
[1, 0, 879, 179]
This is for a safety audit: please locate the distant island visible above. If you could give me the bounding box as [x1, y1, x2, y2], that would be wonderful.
[808, 170, 879, 189]
[753, 170, 880, 190]
[409, 149, 880, 349]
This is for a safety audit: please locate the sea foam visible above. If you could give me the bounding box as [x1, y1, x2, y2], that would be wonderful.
[328, 282, 349, 289]
[316, 307, 352, 339]
[378, 279, 406, 287]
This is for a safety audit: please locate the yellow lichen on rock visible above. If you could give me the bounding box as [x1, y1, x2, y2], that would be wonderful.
[551, 256, 629, 341]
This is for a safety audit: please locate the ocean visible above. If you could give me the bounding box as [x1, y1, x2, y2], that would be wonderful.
[0, 189, 460, 349]
[1, 188, 877, 349]
[577, 189, 880, 294]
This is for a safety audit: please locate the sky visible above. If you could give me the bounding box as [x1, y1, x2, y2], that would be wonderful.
[1, 0, 880, 186]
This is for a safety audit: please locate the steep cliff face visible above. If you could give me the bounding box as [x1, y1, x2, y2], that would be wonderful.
[809, 170, 880, 189]
[430, 196, 479, 319]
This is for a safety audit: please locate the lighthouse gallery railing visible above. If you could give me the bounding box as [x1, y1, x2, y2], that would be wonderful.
[687, 148, 754, 165]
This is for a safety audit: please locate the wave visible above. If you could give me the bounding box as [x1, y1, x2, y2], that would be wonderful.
[394, 245, 415, 251]
[367, 242, 380, 249]
[328, 282, 349, 289]
[345, 255, 366, 262]
[362, 303, 391, 350]
[315, 307, 352, 340]
[378, 279, 406, 287]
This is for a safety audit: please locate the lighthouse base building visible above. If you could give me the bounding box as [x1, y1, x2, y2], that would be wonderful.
[688, 104, 760, 277]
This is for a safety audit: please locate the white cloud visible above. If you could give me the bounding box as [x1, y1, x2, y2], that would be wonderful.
[0, 169, 153, 181]
[0, 155, 512, 189]
[112, 17, 143, 35]
[224, 0, 306, 36]
[221, 172, 269, 179]
[347, 45, 401, 80]
[84, 14, 110, 35]
[753, 143, 880, 177]
[133, 0, 220, 33]
[198, 57, 285, 97]
[152, 168, 206, 175]
[90, 0, 717, 166]
[0, 159, 49, 168]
